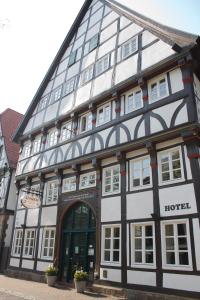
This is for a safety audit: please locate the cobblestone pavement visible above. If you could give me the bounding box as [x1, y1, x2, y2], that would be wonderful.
[0, 275, 115, 300]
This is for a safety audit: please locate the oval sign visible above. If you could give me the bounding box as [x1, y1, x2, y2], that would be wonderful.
[21, 194, 41, 209]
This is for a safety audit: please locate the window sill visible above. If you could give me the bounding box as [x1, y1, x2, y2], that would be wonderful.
[129, 184, 152, 192]
[131, 263, 156, 269]
[158, 178, 185, 187]
[162, 264, 192, 271]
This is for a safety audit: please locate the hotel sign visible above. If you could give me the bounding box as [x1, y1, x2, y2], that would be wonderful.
[21, 194, 41, 209]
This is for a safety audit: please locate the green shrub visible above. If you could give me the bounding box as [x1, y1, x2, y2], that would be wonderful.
[74, 270, 88, 281]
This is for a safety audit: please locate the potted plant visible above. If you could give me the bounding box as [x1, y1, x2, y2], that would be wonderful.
[74, 269, 88, 293]
[45, 264, 58, 286]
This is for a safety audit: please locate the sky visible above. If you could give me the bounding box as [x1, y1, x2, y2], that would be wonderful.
[0, 0, 200, 115]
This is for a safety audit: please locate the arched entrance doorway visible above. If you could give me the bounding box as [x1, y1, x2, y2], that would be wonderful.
[60, 202, 96, 282]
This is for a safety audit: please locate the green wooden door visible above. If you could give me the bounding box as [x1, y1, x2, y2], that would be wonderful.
[61, 203, 96, 282]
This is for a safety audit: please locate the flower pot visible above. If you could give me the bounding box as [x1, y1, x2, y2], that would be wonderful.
[74, 280, 87, 293]
[47, 275, 57, 286]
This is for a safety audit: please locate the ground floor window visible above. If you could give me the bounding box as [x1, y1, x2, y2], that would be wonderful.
[102, 225, 121, 264]
[13, 229, 23, 256]
[23, 229, 36, 258]
[41, 228, 56, 259]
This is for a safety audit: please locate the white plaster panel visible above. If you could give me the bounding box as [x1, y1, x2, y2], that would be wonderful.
[75, 82, 92, 107]
[175, 104, 188, 126]
[81, 163, 92, 171]
[98, 127, 112, 146]
[24, 117, 34, 134]
[91, 1, 103, 14]
[89, 7, 103, 28]
[102, 11, 119, 29]
[93, 69, 113, 97]
[104, 5, 112, 15]
[66, 61, 80, 80]
[7, 172, 17, 210]
[107, 130, 116, 147]
[37, 228, 43, 258]
[77, 48, 83, 62]
[169, 68, 184, 93]
[163, 273, 200, 292]
[44, 102, 59, 123]
[26, 208, 39, 227]
[193, 218, 200, 271]
[126, 191, 154, 220]
[150, 116, 164, 134]
[94, 137, 101, 152]
[119, 23, 142, 45]
[41, 206, 57, 226]
[126, 148, 147, 159]
[120, 127, 129, 144]
[115, 54, 138, 85]
[81, 8, 90, 23]
[120, 16, 132, 30]
[156, 137, 183, 150]
[137, 120, 145, 138]
[21, 260, 34, 270]
[100, 268, 121, 282]
[37, 261, 52, 272]
[142, 40, 175, 70]
[98, 36, 117, 58]
[79, 136, 90, 153]
[101, 157, 117, 166]
[73, 35, 85, 51]
[62, 45, 73, 60]
[32, 111, 45, 129]
[100, 21, 118, 44]
[81, 51, 97, 70]
[58, 94, 74, 117]
[4, 216, 14, 246]
[15, 210, 25, 227]
[142, 30, 157, 47]
[159, 184, 197, 217]
[76, 20, 88, 38]
[101, 196, 121, 222]
[123, 116, 141, 140]
[42, 80, 54, 96]
[53, 72, 65, 89]
[86, 22, 101, 41]
[127, 270, 156, 286]
[9, 258, 20, 268]
[184, 145, 192, 180]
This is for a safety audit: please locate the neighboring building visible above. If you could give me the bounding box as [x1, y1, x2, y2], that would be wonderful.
[0, 108, 23, 271]
[8, 0, 200, 298]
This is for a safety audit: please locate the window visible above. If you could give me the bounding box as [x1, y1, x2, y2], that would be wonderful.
[96, 103, 111, 126]
[102, 165, 120, 195]
[102, 226, 121, 264]
[45, 181, 58, 204]
[79, 172, 96, 189]
[89, 34, 99, 52]
[51, 86, 62, 103]
[60, 123, 72, 141]
[48, 130, 58, 148]
[121, 36, 138, 60]
[132, 223, 155, 266]
[158, 147, 184, 184]
[39, 96, 48, 111]
[23, 229, 36, 257]
[68, 50, 77, 66]
[0, 178, 4, 198]
[95, 54, 110, 76]
[13, 229, 23, 256]
[62, 176, 76, 193]
[41, 228, 56, 259]
[23, 143, 31, 158]
[125, 89, 143, 113]
[81, 65, 94, 85]
[149, 76, 168, 103]
[130, 156, 151, 190]
[79, 112, 92, 133]
[63, 77, 76, 96]
[162, 220, 191, 268]
[32, 137, 41, 154]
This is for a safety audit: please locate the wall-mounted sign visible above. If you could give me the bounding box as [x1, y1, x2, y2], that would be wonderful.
[165, 203, 191, 212]
[21, 194, 41, 209]
[63, 191, 96, 202]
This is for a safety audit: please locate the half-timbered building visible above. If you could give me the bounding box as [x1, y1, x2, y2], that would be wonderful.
[9, 0, 200, 298]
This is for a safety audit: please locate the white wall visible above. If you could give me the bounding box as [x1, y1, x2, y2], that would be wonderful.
[126, 191, 153, 220]
[101, 196, 121, 222]
[41, 206, 57, 226]
[21, 259, 34, 270]
[193, 218, 200, 271]
[127, 270, 156, 286]
[163, 273, 200, 292]
[100, 268, 121, 282]
[9, 258, 20, 267]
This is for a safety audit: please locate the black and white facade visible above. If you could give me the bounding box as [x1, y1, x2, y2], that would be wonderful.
[9, 0, 200, 298]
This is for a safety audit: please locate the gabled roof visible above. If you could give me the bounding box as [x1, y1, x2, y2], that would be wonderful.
[13, 0, 199, 142]
[0, 108, 23, 168]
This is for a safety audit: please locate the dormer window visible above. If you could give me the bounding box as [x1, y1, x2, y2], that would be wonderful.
[125, 88, 143, 114]
[149, 75, 169, 103]
[89, 34, 99, 52]
[96, 102, 111, 126]
[95, 54, 110, 76]
[121, 36, 138, 60]
[63, 77, 76, 96]
[60, 122, 72, 141]
[48, 130, 58, 148]
[81, 65, 94, 85]
[68, 50, 77, 67]
[79, 112, 92, 133]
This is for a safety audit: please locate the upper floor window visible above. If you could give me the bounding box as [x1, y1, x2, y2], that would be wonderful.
[89, 34, 99, 52]
[81, 65, 94, 85]
[63, 77, 76, 96]
[158, 147, 183, 185]
[149, 75, 169, 103]
[60, 122, 72, 142]
[125, 88, 143, 114]
[39, 96, 49, 111]
[41, 228, 56, 259]
[79, 112, 92, 133]
[0, 178, 4, 198]
[12, 229, 23, 257]
[79, 172, 96, 189]
[102, 165, 120, 196]
[68, 50, 77, 67]
[121, 36, 138, 60]
[45, 181, 58, 204]
[51, 86, 62, 103]
[95, 54, 110, 76]
[96, 102, 111, 126]
[23, 143, 31, 158]
[62, 176, 76, 193]
[48, 130, 58, 148]
[23, 229, 36, 258]
[130, 156, 151, 190]
[102, 225, 121, 264]
[32, 137, 41, 154]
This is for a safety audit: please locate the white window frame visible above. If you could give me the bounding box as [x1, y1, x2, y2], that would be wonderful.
[32, 137, 41, 154]
[0, 178, 4, 199]
[148, 74, 169, 103]
[121, 36, 138, 60]
[41, 228, 56, 260]
[51, 86, 62, 103]
[63, 77, 76, 96]
[158, 146, 184, 186]
[102, 165, 121, 196]
[131, 222, 156, 268]
[161, 219, 192, 271]
[23, 143, 31, 158]
[124, 87, 143, 114]
[45, 180, 58, 205]
[62, 176, 76, 193]
[47, 130, 58, 148]
[39, 96, 48, 111]
[95, 54, 110, 76]
[80, 65, 94, 85]
[79, 112, 92, 133]
[101, 225, 121, 266]
[129, 155, 152, 191]
[23, 229, 36, 258]
[12, 229, 23, 257]
[60, 122, 72, 142]
[79, 171, 96, 190]
[96, 102, 111, 126]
